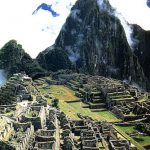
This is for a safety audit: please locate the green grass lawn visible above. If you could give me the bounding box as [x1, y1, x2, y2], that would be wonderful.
[115, 125, 135, 134]
[37, 84, 120, 122]
[70, 103, 120, 122]
[96, 111, 121, 122]
[48, 85, 80, 101]
[38, 85, 79, 101]
[114, 125, 145, 150]
[133, 135, 150, 147]
[116, 125, 150, 148]
[59, 101, 120, 122]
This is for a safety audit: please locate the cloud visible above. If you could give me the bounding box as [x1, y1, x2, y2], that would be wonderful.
[0, 0, 149, 59]
[0, 0, 77, 58]
[108, 0, 150, 30]
[114, 12, 138, 49]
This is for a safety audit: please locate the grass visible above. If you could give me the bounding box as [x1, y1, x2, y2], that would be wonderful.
[69, 103, 120, 122]
[114, 125, 145, 150]
[48, 85, 80, 101]
[58, 100, 78, 119]
[37, 84, 120, 122]
[96, 111, 121, 122]
[26, 111, 38, 118]
[37, 85, 79, 101]
[115, 125, 135, 134]
[58, 101, 107, 120]
[68, 102, 104, 120]
[115, 125, 150, 147]
[133, 135, 150, 147]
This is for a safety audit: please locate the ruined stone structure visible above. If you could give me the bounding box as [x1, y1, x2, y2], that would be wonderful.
[59, 73, 150, 122]
[21, 106, 46, 130]
[0, 73, 32, 105]
[0, 73, 149, 149]
[0, 122, 34, 150]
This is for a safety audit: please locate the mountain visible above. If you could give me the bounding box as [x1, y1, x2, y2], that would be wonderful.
[37, 0, 147, 89]
[37, 46, 72, 72]
[0, 40, 46, 79]
[132, 25, 150, 89]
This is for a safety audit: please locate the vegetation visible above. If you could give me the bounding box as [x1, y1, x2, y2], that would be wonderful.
[26, 111, 38, 118]
[116, 125, 150, 147]
[48, 85, 79, 101]
[37, 83, 120, 122]
[51, 98, 59, 108]
[133, 135, 150, 147]
[37, 47, 72, 72]
[115, 125, 135, 134]
[96, 111, 121, 122]
[114, 125, 145, 150]
[0, 40, 46, 78]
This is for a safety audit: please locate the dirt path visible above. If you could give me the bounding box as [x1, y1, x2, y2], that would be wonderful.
[55, 114, 60, 150]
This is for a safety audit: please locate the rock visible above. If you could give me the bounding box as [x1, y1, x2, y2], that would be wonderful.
[132, 24, 150, 89]
[37, 0, 147, 89]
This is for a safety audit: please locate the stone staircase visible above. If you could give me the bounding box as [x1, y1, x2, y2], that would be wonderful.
[89, 92, 107, 112]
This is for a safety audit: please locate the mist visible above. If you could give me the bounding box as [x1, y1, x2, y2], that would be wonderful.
[0, 70, 7, 86]
[115, 12, 138, 49]
[97, 0, 138, 49]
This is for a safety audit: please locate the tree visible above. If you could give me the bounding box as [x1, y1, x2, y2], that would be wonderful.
[51, 98, 59, 108]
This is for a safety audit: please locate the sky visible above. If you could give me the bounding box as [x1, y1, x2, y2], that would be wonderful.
[0, 0, 149, 58]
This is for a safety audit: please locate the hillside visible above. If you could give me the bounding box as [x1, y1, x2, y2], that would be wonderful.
[0, 40, 46, 79]
[37, 0, 148, 89]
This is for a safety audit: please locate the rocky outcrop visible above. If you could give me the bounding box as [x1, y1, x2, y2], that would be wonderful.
[132, 24, 150, 89]
[37, 0, 147, 89]
[0, 40, 46, 78]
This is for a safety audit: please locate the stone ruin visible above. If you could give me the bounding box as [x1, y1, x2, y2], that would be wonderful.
[0, 73, 32, 105]
[111, 100, 150, 121]
[0, 122, 34, 150]
[109, 139, 131, 150]
[21, 105, 46, 130]
[33, 129, 56, 150]
[59, 73, 150, 123]
[0, 103, 136, 149]
[0, 72, 148, 149]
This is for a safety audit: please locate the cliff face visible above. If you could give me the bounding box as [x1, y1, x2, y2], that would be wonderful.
[37, 0, 147, 89]
[0, 40, 46, 78]
[132, 25, 150, 87]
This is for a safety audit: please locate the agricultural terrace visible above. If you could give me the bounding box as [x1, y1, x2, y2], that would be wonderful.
[37, 82, 120, 122]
